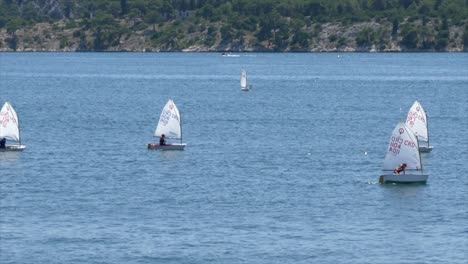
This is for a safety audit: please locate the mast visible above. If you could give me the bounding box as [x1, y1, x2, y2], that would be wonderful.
[416, 133, 423, 173]
[426, 110, 430, 147]
[14, 102, 21, 145]
[17, 107, 21, 145]
[245, 70, 248, 87]
[411, 122, 423, 173]
[179, 108, 183, 144]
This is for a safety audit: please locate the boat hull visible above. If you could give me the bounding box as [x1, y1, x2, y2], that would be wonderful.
[147, 143, 186, 150]
[379, 174, 428, 184]
[222, 54, 240, 57]
[241, 85, 252, 91]
[0, 145, 26, 151]
[419, 146, 433, 153]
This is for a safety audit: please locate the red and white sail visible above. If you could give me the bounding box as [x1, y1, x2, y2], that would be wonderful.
[405, 100, 428, 142]
[0, 102, 20, 142]
[383, 122, 421, 171]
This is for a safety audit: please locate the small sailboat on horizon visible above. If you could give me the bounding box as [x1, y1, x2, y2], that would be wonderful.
[147, 99, 186, 150]
[379, 122, 428, 184]
[406, 100, 433, 152]
[241, 69, 252, 91]
[0, 102, 26, 151]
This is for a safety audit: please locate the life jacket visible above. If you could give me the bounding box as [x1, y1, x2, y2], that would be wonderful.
[395, 165, 406, 173]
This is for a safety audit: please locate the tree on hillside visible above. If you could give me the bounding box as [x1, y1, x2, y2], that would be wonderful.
[401, 28, 419, 49]
[392, 17, 399, 40]
[64, 0, 75, 18]
[356, 27, 376, 47]
[463, 26, 468, 51]
[146, 11, 162, 31]
[121, 0, 128, 16]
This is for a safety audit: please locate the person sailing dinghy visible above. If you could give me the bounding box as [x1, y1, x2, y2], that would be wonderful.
[379, 122, 428, 184]
[147, 99, 186, 150]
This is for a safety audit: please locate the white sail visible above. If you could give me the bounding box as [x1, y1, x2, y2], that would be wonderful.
[405, 100, 428, 142]
[154, 99, 182, 139]
[241, 69, 247, 89]
[0, 102, 20, 142]
[383, 122, 421, 171]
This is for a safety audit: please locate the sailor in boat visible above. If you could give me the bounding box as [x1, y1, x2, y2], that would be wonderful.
[159, 134, 166, 146]
[0, 138, 5, 149]
[393, 163, 407, 175]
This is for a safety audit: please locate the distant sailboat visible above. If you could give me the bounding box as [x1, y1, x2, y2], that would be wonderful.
[406, 100, 433, 152]
[147, 99, 186, 150]
[241, 69, 252, 91]
[0, 102, 26, 151]
[379, 122, 428, 184]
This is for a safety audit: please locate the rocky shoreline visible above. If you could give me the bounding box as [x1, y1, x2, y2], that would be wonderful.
[0, 19, 466, 52]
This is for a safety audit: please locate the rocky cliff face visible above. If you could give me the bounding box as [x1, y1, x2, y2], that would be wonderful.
[0, 19, 465, 52]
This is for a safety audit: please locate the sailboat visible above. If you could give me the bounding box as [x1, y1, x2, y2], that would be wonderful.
[0, 102, 26, 151]
[147, 99, 186, 150]
[379, 122, 428, 184]
[241, 69, 252, 91]
[406, 100, 433, 152]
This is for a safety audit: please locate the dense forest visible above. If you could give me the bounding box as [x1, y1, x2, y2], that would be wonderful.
[0, 0, 467, 51]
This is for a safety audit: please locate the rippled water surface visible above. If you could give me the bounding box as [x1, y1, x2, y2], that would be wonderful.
[1, 52, 467, 264]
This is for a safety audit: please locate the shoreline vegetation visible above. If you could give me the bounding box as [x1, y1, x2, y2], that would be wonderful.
[0, 0, 467, 52]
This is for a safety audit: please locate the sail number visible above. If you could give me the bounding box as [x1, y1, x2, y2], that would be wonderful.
[389, 136, 416, 154]
[389, 136, 403, 154]
[159, 110, 179, 126]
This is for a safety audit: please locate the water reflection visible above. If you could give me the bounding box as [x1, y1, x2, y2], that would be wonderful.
[0, 150, 22, 165]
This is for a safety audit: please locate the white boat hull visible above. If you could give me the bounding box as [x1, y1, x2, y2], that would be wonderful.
[222, 54, 240, 57]
[0, 145, 26, 151]
[147, 143, 186, 150]
[419, 146, 433, 153]
[379, 174, 428, 184]
[241, 85, 252, 91]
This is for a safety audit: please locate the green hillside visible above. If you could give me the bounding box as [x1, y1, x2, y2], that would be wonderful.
[0, 0, 467, 51]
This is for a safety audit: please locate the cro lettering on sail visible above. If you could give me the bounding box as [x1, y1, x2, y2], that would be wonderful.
[388, 136, 417, 155]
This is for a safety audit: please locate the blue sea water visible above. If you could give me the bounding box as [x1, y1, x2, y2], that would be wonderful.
[0, 52, 467, 264]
